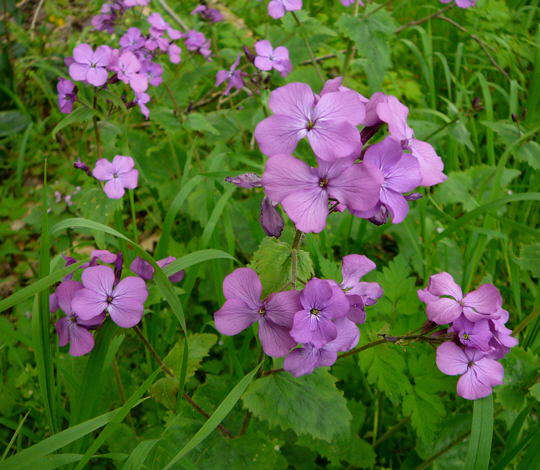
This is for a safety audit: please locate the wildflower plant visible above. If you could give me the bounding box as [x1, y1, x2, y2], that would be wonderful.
[1, 0, 537, 469]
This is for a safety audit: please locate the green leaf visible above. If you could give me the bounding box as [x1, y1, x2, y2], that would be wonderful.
[184, 113, 219, 135]
[51, 107, 94, 138]
[162, 363, 261, 469]
[465, 395, 493, 470]
[402, 388, 446, 447]
[360, 345, 412, 404]
[515, 243, 540, 277]
[337, 7, 396, 91]
[250, 238, 314, 295]
[242, 369, 351, 442]
[0, 110, 31, 137]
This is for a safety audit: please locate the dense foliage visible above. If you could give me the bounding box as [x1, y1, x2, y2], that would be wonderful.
[0, 0, 538, 469]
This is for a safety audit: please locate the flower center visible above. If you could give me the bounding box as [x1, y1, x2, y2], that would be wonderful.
[106, 295, 114, 304]
[70, 316, 77, 323]
[112, 172, 119, 179]
[310, 308, 320, 316]
[462, 333, 470, 340]
[319, 178, 328, 188]
[258, 307, 266, 316]
[306, 119, 315, 130]
[467, 360, 474, 368]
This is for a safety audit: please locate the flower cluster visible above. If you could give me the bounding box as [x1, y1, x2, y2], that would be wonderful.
[245, 79, 445, 233]
[214, 254, 382, 376]
[58, 3, 215, 120]
[191, 4, 223, 23]
[267, 0, 302, 19]
[419, 272, 518, 400]
[52, 249, 184, 356]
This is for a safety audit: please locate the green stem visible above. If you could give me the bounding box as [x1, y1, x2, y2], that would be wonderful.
[290, 229, 304, 289]
[92, 94, 102, 159]
[291, 12, 325, 84]
[129, 189, 138, 243]
[341, 0, 360, 78]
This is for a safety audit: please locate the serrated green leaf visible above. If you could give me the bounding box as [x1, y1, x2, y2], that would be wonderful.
[402, 388, 446, 447]
[250, 238, 314, 295]
[515, 243, 540, 277]
[184, 113, 219, 135]
[242, 369, 351, 442]
[164, 333, 217, 380]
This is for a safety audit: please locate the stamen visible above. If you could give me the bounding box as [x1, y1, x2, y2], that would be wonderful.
[310, 308, 320, 316]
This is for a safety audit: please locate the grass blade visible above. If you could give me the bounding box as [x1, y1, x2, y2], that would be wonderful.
[465, 395, 494, 470]
[161, 249, 236, 276]
[120, 439, 159, 470]
[163, 363, 261, 470]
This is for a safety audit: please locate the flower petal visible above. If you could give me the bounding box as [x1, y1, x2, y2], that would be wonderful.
[55, 318, 70, 347]
[254, 40, 273, 57]
[308, 120, 361, 161]
[69, 63, 89, 82]
[325, 317, 359, 352]
[214, 298, 259, 335]
[290, 310, 337, 348]
[284, 346, 319, 377]
[268, 82, 314, 118]
[73, 43, 93, 64]
[380, 188, 409, 224]
[264, 290, 301, 327]
[223, 267, 262, 308]
[254, 114, 304, 156]
[71, 288, 108, 321]
[427, 297, 462, 324]
[462, 284, 502, 321]
[457, 368, 493, 400]
[436, 342, 468, 376]
[55, 280, 83, 314]
[300, 278, 333, 310]
[314, 90, 366, 126]
[86, 67, 108, 87]
[341, 254, 376, 289]
[81, 265, 115, 296]
[68, 325, 95, 356]
[409, 139, 446, 187]
[103, 179, 126, 199]
[258, 318, 296, 357]
[428, 272, 463, 300]
[92, 159, 115, 181]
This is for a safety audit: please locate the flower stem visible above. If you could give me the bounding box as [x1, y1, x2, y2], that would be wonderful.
[395, 4, 453, 33]
[290, 229, 304, 289]
[341, 0, 361, 78]
[133, 325, 235, 438]
[92, 93, 102, 159]
[129, 189, 138, 243]
[290, 11, 325, 84]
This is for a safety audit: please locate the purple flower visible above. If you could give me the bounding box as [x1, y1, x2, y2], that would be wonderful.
[142, 60, 163, 87]
[351, 137, 422, 224]
[191, 5, 223, 22]
[225, 173, 262, 188]
[259, 196, 284, 237]
[54, 280, 106, 356]
[254, 82, 365, 160]
[91, 249, 117, 264]
[72, 265, 148, 328]
[216, 55, 246, 95]
[363, 93, 446, 187]
[124, 0, 149, 6]
[135, 92, 150, 119]
[57, 78, 77, 114]
[119, 27, 145, 50]
[261, 154, 381, 233]
[486, 308, 518, 359]
[92, 155, 138, 199]
[418, 272, 502, 325]
[436, 342, 503, 400]
[167, 43, 182, 64]
[290, 278, 350, 348]
[254, 40, 292, 77]
[340, 254, 382, 323]
[267, 0, 302, 19]
[340, 0, 364, 6]
[117, 51, 148, 93]
[449, 317, 492, 351]
[92, 11, 117, 34]
[130, 256, 185, 283]
[284, 317, 359, 376]
[214, 268, 301, 357]
[184, 30, 212, 59]
[69, 44, 111, 86]
[440, 0, 476, 7]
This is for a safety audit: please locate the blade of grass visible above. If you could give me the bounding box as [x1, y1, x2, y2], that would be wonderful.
[120, 439, 159, 470]
[1, 410, 30, 460]
[465, 395, 493, 470]
[161, 249, 236, 277]
[163, 363, 262, 470]
[74, 369, 160, 469]
[0, 261, 86, 313]
[1, 404, 142, 469]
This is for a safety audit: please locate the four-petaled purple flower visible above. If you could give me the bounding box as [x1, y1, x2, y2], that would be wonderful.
[92, 155, 139, 199]
[418, 272, 502, 325]
[214, 268, 301, 357]
[254, 82, 365, 160]
[351, 137, 421, 224]
[267, 0, 302, 19]
[191, 4, 224, 22]
[262, 154, 381, 233]
[436, 342, 503, 400]
[57, 78, 77, 114]
[254, 40, 292, 77]
[116, 51, 148, 93]
[290, 278, 350, 347]
[72, 265, 148, 328]
[69, 44, 111, 87]
[216, 55, 246, 95]
[440, 0, 476, 8]
[54, 280, 106, 356]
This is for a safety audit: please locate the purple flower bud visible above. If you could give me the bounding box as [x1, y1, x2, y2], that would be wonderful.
[405, 192, 423, 201]
[114, 252, 124, 283]
[259, 196, 284, 238]
[243, 45, 256, 63]
[360, 123, 382, 145]
[74, 158, 92, 176]
[225, 173, 262, 188]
